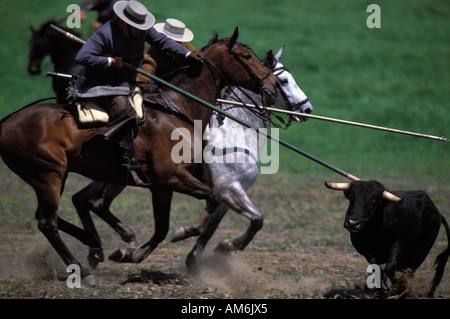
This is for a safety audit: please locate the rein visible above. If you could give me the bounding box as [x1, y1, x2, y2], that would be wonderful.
[228, 42, 272, 91]
[198, 39, 279, 127]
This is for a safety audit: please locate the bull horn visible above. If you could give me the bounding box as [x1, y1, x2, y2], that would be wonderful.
[325, 182, 350, 191]
[382, 190, 403, 203]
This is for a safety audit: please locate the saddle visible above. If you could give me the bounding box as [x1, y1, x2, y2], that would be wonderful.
[75, 86, 145, 125]
[69, 81, 151, 187]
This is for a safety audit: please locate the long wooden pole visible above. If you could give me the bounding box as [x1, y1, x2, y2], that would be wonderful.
[217, 99, 448, 142]
[49, 24, 447, 142]
[122, 62, 361, 181]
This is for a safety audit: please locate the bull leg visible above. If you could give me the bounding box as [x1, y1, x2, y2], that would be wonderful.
[213, 182, 263, 253]
[384, 241, 402, 291]
[108, 189, 173, 263]
[364, 255, 392, 290]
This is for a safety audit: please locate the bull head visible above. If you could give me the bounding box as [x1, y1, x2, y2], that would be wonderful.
[325, 181, 403, 233]
[325, 182, 402, 202]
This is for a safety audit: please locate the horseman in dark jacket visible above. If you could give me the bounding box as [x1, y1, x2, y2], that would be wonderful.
[75, 0, 203, 185]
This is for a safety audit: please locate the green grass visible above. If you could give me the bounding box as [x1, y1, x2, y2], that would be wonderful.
[0, 1, 448, 299]
[0, 0, 448, 183]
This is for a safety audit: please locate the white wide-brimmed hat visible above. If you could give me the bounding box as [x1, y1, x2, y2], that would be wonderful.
[113, 0, 155, 30]
[153, 18, 194, 42]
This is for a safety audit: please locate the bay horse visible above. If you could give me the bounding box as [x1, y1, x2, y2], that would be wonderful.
[28, 21, 85, 103]
[71, 46, 312, 273]
[0, 28, 279, 283]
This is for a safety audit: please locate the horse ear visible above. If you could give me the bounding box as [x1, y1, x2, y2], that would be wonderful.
[274, 45, 285, 61]
[30, 25, 36, 34]
[229, 27, 239, 47]
[265, 50, 275, 67]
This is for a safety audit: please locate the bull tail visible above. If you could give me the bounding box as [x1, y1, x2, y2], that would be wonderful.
[428, 215, 450, 297]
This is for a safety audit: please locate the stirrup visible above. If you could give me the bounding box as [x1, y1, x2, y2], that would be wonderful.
[122, 163, 151, 187]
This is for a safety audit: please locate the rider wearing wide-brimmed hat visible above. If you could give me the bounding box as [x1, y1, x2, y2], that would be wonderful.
[76, 0, 202, 86]
[136, 18, 199, 88]
[75, 0, 204, 185]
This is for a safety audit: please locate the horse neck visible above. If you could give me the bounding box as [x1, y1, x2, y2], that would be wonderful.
[222, 86, 269, 129]
[162, 60, 227, 130]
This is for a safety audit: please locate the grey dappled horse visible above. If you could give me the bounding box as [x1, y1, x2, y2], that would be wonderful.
[71, 47, 312, 271]
[169, 46, 313, 271]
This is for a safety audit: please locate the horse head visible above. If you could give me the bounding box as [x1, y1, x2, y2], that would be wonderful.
[28, 21, 82, 76]
[203, 27, 279, 99]
[28, 23, 51, 75]
[262, 47, 313, 122]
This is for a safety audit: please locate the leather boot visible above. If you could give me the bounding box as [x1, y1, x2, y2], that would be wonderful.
[119, 129, 151, 187]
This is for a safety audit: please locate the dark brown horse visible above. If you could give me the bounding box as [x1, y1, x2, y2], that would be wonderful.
[28, 21, 84, 103]
[0, 28, 278, 283]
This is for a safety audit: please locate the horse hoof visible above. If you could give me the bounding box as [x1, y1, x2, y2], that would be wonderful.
[186, 262, 200, 276]
[109, 248, 127, 262]
[108, 248, 136, 263]
[88, 247, 104, 269]
[84, 274, 99, 287]
[185, 252, 200, 276]
[214, 239, 234, 253]
[89, 247, 104, 261]
[170, 227, 186, 243]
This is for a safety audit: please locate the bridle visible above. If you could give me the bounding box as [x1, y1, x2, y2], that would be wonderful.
[271, 64, 310, 112]
[226, 40, 276, 98]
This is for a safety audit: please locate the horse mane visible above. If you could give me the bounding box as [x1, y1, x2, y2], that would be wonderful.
[201, 32, 220, 52]
[163, 32, 222, 83]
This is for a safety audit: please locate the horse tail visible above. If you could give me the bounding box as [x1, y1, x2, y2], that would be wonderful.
[429, 215, 450, 297]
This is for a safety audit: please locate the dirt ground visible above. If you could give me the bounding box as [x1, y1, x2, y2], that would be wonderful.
[0, 172, 448, 299]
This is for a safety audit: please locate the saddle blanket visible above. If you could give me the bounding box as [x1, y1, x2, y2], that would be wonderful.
[76, 86, 144, 124]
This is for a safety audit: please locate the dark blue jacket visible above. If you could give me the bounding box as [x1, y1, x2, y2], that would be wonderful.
[76, 17, 190, 86]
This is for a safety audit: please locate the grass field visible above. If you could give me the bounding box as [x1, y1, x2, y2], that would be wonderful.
[0, 0, 448, 300]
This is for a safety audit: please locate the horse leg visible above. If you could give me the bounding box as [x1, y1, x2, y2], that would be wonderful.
[109, 188, 173, 263]
[33, 175, 92, 280]
[213, 181, 263, 253]
[185, 200, 229, 274]
[72, 181, 137, 248]
[169, 167, 212, 200]
[57, 216, 104, 270]
[170, 210, 210, 242]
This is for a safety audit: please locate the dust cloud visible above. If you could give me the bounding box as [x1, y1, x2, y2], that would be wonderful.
[193, 253, 329, 298]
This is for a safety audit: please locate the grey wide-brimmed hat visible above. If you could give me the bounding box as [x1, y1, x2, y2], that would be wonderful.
[153, 18, 194, 42]
[113, 0, 155, 30]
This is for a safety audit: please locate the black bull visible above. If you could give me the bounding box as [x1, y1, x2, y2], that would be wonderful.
[326, 180, 449, 297]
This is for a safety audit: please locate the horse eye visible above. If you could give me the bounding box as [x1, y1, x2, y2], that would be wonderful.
[242, 54, 252, 60]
